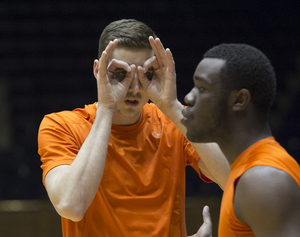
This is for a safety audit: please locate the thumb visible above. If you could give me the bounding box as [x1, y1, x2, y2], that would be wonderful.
[202, 205, 212, 226]
[122, 64, 135, 87]
[197, 205, 213, 237]
[137, 66, 150, 89]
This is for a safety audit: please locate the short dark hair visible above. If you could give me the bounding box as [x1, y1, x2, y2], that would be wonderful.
[98, 19, 157, 59]
[204, 43, 276, 114]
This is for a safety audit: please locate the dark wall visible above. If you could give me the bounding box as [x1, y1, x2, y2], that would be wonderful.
[0, 0, 299, 199]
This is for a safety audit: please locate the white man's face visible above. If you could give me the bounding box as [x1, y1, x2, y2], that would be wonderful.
[110, 47, 154, 125]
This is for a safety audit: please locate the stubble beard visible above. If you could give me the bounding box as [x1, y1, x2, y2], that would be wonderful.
[188, 101, 228, 144]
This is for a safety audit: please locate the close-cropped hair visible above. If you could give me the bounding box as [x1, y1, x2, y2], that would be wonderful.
[98, 19, 157, 59]
[204, 43, 277, 114]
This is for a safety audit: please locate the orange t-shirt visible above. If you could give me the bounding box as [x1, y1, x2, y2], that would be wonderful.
[218, 137, 300, 236]
[38, 102, 210, 237]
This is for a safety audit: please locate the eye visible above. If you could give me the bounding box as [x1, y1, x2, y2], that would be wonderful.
[113, 69, 127, 82]
[145, 68, 154, 81]
[197, 85, 206, 92]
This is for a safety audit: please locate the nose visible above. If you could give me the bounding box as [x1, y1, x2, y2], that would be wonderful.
[184, 91, 195, 106]
[129, 71, 141, 93]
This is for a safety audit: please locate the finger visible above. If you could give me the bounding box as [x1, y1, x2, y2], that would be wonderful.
[98, 40, 119, 83]
[103, 39, 119, 64]
[122, 64, 136, 88]
[153, 38, 168, 67]
[98, 51, 109, 84]
[166, 48, 176, 74]
[202, 205, 212, 226]
[194, 205, 212, 237]
[149, 36, 157, 53]
[149, 36, 164, 66]
[107, 59, 131, 73]
[142, 56, 159, 73]
[104, 39, 118, 56]
[137, 66, 150, 89]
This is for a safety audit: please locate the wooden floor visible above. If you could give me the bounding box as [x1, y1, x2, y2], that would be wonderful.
[0, 196, 222, 237]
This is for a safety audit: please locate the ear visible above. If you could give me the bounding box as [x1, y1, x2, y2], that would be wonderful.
[93, 59, 99, 79]
[232, 89, 251, 112]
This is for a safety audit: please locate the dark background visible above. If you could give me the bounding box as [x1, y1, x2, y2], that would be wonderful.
[0, 0, 299, 200]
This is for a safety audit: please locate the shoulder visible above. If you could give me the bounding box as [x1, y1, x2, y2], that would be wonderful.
[40, 104, 96, 128]
[234, 166, 300, 235]
[235, 166, 299, 204]
[144, 103, 172, 124]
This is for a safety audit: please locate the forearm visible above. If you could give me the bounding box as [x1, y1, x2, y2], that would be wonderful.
[46, 107, 114, 221]
[192, 143, 230, 189]
[160, 100, 230, 189]
[158, 99, 186, 131]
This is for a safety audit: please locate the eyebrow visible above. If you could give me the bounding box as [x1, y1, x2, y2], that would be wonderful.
[114, 68, 126, 71]
[194, 75, 211, 84]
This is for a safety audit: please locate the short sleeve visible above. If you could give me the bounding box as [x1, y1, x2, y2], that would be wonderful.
[38, 114, 80, 186]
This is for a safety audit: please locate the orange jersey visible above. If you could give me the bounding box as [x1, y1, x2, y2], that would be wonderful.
[218, 137, 300, 236]
[38, 102, 210, 237]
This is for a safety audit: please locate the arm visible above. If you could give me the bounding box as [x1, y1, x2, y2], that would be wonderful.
[138, 37, 230, 189]
[44, 40, 135, 221]
[44, 107, 114, 222]
[234, 166, 300, 237]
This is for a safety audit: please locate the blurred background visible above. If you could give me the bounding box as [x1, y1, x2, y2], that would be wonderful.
[0, 0, 299, 236]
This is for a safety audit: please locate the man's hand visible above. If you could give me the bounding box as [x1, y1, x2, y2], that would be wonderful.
[138, 36, 177, 111]
[93, 39, 135, 111]
[189, 206, 213, 237]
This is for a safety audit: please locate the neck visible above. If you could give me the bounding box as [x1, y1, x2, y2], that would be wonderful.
[112, 111, 141, 126]
[218, 122, 272, 165]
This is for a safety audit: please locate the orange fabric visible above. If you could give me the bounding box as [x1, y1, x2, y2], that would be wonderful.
[218, 137, 300, 236]
[38, 102, 211, 237]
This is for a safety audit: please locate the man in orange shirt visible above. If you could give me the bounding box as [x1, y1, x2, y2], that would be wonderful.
[38, 19, 230, 237]
[181, 43, 300, 236]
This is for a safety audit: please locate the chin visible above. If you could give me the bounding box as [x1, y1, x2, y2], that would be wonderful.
[187, 131, 212, 144]
[186, 131, 201, 143]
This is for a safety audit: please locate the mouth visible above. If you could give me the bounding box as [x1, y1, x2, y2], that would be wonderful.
[180, 109, 187, 125]
[180, 116, 188, 125]
[125, 99, 139, 107]
[181, 107, 189, 118]
[180, 108, 190, 125]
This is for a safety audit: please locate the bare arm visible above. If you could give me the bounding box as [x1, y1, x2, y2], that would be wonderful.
[45, 107, 114, 221]
[44, 40, 134, 221]
[138, 37, 230, 189]
[234, 166, 300, 237]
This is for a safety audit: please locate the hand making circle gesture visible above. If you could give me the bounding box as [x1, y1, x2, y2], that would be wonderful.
[93, 39, 135, 111]
[138, 36, 177, 111]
